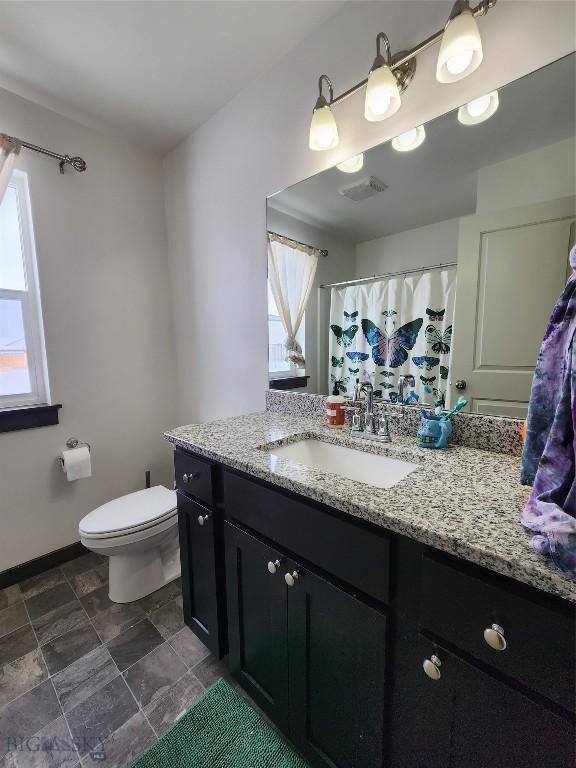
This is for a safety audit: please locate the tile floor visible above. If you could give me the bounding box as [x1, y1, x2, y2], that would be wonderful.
[0, 552, 231, 768]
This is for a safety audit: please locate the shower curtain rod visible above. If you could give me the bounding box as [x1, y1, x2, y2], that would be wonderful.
[268, 230, 328, 257]
[1, 133, 87, 174]
[319, 261, 457, 289]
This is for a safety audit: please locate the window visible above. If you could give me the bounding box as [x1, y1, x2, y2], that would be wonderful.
[0, 171, 50, 409]
[267, 281, 305, 377]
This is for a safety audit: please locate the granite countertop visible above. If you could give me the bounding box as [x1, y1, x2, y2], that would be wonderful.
[165, 412, 576, 604]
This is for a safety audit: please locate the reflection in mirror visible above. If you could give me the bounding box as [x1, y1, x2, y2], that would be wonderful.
[267, 54, 576, 417]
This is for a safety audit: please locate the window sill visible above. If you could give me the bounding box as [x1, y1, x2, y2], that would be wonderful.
[0, 404, 62, 434]
[269, 376, 310, 391]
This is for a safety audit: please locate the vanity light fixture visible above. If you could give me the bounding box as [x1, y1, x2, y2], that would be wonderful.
[309, 75, 339, 151]
[436, 0, 484, 83]
[308, 0, 497, 150]
[364, 33, 402, 122]
[391, 125, 426, 152]
[458, 90, 499, 124]
[336, 154, 364, 173]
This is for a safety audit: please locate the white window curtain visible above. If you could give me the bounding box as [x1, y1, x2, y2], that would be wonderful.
[267, 233, 318, 368]
[0, 135, 21, 206]
[329, 267, 456, 407]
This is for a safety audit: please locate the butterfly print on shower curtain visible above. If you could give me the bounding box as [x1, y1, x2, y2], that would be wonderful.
[425, 324, 452, 354]
[331, 324, 358, 348]
[361, 318, 423, 368]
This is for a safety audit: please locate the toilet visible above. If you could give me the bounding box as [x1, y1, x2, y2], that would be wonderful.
[79, 485, 179, 603]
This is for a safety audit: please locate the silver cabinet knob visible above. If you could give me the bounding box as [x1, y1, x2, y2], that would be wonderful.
[182, 472, 200, 484]
[455, 379, 467, 390]
[284, 571, 299, 587]
[197, 514, 210, 526]
[423, 654, 442, 680]
[267, 560, 281, 575]
[484, 623, 507, 651]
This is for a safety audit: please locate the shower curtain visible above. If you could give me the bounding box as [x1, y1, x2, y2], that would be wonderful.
[328, 267, 456, 407]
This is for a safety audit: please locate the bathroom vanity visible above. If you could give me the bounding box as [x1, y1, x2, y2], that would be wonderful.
[167, 411, 576, 768]
[166, 51, 576, 768]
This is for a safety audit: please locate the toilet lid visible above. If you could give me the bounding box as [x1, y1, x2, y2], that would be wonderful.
[79, 486, 177, 537]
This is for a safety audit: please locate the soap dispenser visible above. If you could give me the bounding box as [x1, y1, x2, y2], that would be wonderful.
[326, 384, 345, 429]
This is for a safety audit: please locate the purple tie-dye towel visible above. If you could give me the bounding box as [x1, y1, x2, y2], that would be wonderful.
[520, 246, 576, 575]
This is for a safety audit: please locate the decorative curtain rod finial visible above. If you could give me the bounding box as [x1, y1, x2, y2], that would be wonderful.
[59, 156, 87, 174]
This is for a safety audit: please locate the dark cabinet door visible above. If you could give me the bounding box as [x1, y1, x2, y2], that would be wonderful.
[287, 566, 388, 768]
[388, 633, 452, 768]
[177, 491, 223, 657]
[225, 523, 290, 731]
[448, 653, 575, 768]
[412, 642, 575, 768]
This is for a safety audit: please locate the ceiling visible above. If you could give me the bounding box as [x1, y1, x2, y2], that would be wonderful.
[269, 54, 576, 242]
[0, 0, 344, 153]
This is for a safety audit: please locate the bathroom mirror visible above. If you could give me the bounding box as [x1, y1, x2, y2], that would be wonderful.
[266, 53, 576, 418]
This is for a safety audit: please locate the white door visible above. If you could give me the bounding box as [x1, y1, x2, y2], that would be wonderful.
[451, 197, 576, 417]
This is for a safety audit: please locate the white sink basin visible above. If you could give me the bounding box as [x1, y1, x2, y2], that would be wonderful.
[268, 439, 418, 489]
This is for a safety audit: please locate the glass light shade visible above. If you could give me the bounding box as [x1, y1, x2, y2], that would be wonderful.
[309, 105, 339, 151]
[364, 65, 401, 122]
[391, 125, 426, 152]
[436, 9, 483, 83]
[458, 90, 499, 125]
[336, 154, 364, 173]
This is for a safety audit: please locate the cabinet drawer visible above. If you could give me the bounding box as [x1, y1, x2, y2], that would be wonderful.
[420, 554, 576, 713]
[174, 449, 215, 506]
[224, 470, 391, 604]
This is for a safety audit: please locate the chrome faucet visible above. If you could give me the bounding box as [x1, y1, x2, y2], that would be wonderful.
[345, 382, 392, 443]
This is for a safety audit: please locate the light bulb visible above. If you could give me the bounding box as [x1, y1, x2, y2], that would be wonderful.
[309, 105, 339, 151]
[336, 154, 364, 173]
[364, 65, 401, 122]
[367, 90, 391, 118]
[436, 8, 483, 83]
[467, 93, 491, 115]
[458, 90, 499, 125]
[446, 49, 474, 76]
[391, 125, 426, 152]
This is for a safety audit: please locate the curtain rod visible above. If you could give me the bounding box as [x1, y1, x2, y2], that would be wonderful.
[319, 261, 457, 289]
[268, 230, 328, 257]
[1, 133, 87, 174]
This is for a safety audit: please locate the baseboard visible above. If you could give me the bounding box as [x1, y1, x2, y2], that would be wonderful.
[0, 541, 89, 590]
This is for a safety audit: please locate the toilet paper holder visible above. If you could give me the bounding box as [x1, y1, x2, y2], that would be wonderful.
[59, 437, 91, 468]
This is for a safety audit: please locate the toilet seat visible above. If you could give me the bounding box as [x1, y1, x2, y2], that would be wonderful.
[79, 485, 177, 539]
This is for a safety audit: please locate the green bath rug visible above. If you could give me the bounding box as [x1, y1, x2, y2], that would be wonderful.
[130, 678, 309, 768]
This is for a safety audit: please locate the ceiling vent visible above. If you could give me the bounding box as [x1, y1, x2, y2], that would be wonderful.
[338, 176, 387, 202]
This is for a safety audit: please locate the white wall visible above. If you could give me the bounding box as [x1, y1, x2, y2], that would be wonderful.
[476, 137, 576, 212]
[266, 207, 355, 394]
[0, 88, 176, 571]
[355, 218, 460, 278]
[163, 0, 575, 424]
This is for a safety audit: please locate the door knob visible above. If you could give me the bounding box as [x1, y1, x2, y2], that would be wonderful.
[284, 570, 299, 587]
[267, 559, 281, 575]
[423, 654, 442, 680]
[197, 514, 210, 526]
[484, 624, 507, 651]
[455, 379, 467, 390]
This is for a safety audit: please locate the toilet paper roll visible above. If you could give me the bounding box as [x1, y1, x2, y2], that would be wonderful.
[61, 446, 92, 481]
